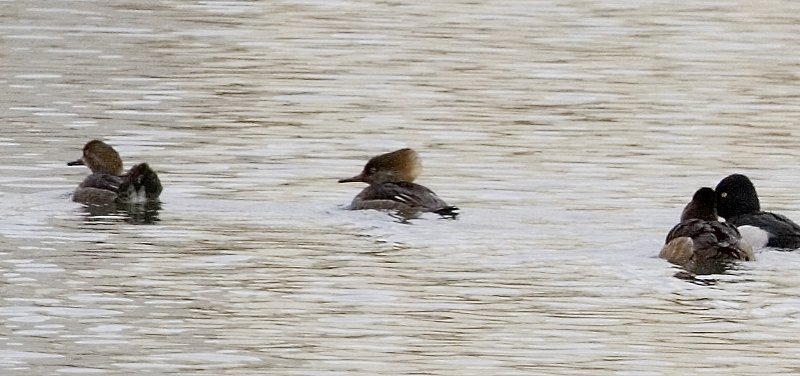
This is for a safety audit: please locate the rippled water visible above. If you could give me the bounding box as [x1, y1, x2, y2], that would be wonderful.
[3, 0, 800, 374]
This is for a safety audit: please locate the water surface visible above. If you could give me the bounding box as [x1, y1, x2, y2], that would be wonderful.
[3, 1, 800, 374]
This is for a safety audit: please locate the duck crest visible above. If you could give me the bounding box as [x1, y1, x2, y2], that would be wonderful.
[79, 140, 124, 175]
[341, 148, 422, 185]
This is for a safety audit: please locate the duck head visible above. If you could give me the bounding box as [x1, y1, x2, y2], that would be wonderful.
[715, 174, 760, 219]
[339, 148, 422, 185]
[68, 140, 124, 175]
[680, 187, 718, 222]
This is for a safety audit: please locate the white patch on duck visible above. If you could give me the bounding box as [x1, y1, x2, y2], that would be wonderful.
[737, 225, 769, 250]
[125, 184, 149, 203]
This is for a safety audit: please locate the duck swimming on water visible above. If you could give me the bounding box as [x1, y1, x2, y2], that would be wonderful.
[338, 148, 458, 219]
[68, 140, 163, 205]
[715, 173, 800, 250]
[660, 187, 754, 273]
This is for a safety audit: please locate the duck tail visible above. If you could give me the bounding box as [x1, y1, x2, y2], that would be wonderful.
[120, 163, 163, 201]
[434, 206, 460, 219]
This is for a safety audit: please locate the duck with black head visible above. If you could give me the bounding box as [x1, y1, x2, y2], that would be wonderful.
[338, 148, 458, 219]
[715, 173, 800, 250]
[660, 187, 754, 273]
[68, 140, 163, 206]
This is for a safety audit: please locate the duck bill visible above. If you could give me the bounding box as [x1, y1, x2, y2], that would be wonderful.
[67, 158, 85, 166]
[338, 174, 365, 183]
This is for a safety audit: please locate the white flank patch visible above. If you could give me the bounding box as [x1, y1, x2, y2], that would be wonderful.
[738, 225, 769, 250]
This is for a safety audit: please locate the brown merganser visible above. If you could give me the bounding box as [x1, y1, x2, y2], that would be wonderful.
[338, 148, 458, 219]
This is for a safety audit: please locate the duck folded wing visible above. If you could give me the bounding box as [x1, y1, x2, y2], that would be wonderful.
[728, 211, 800, 249]
[79, 174, 122, 191]
[73, 174, 122, 204]
[664, 219, 753, 262]
[361, 182, 449, 211]
[666, 219, 738, 244]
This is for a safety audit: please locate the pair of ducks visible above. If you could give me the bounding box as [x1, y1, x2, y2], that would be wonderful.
[660, 174, 800, 272]
[69, 140, 458, 218]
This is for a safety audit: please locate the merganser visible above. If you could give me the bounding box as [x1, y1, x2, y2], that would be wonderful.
[338, 148, 458, 219]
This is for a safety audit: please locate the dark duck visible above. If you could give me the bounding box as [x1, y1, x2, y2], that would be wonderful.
[715, 173, 800, 250]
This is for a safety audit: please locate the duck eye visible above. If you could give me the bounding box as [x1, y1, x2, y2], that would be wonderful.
[368, 167, 377, 174]
[720, 192, 727, 198]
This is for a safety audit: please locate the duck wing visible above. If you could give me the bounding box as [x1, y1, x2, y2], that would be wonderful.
[728, 211, 800, 249]
[665, 219, 752, 262]
[359, 182, 458, 218]
[78, 173, 122, 191]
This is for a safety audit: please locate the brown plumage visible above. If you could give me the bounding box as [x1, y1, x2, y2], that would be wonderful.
[339, 148, 458, 219]
[660, 187, 754, 273]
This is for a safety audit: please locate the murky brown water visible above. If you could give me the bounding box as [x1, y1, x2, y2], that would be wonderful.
[3, 0, 800, 374]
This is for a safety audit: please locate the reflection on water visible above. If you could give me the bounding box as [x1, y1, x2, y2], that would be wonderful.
[3, 0, 800, 375]
[79, 201, 162, 225]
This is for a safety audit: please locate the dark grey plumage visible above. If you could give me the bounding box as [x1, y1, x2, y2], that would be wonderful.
[715, 173, 800, 249]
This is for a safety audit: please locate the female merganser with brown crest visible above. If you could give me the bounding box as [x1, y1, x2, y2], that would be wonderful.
[338, 148, 458, 219]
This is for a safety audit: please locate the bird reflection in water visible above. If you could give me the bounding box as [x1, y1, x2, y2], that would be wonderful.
[80, 200, 162, 225]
